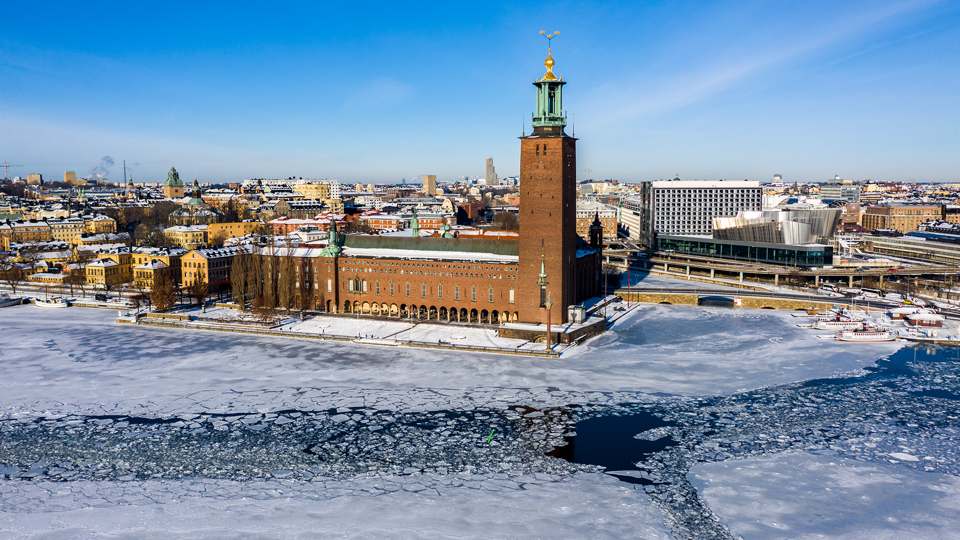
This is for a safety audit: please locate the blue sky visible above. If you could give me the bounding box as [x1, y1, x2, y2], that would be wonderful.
[2, 0, 959, 184]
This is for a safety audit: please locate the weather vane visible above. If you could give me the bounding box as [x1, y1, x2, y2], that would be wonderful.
[539, 30, 559, 48]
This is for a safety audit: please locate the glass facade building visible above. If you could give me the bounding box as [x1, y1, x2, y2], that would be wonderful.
[657, 235, 834, 267]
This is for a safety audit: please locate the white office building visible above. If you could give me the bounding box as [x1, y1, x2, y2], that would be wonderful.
[622, 180, 762, 248]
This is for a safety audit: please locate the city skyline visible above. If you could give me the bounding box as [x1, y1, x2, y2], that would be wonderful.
[2, 1, 959, 184]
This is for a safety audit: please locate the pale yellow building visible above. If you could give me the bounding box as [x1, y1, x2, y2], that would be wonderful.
[207, 221, 263, 241]
[86, 249, 133, 287]
[48, 218, 87, 243]
[84, 214, 117, 234]
[134, 259, 171, 289]
[294, 183, 331, 200]
[86, 259, 123, 287]
[181, 246, 238, 289]
[130, 246, 187, 275]
[164, 225, 208, 249]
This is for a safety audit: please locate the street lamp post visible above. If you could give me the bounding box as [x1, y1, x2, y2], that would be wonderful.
[537, 254, 551, 350]
[545, 292, 553, 352]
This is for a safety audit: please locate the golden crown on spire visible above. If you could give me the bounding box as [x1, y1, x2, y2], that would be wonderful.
[539, 30, 560, 81]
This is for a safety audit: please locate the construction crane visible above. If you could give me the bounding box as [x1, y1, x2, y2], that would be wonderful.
[1, 162, 23, 180]
[581, 168, 593, 181]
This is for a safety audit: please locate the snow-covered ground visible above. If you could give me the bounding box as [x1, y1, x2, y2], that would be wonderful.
[690, 450, 960, 539]
[289, 313, 415, 338]
[392, 323, 533, 349]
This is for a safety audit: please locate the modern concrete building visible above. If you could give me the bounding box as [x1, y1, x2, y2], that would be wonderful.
[820, 176, 860, 203]
[622, 179, 762, 247]
[485, 158, 498, 186]
[657, 235, 834, 267]
[422, 175, 437, 195]
[712, 209, 841, 245]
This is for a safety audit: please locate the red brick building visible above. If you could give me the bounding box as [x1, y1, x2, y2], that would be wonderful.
[242, 49, 601, 325]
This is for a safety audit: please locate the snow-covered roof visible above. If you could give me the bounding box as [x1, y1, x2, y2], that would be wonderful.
[135, 260, 169, 270]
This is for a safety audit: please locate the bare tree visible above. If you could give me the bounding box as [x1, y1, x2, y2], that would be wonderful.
[208, 228, 230, 248]
[246, 247, 264, 309]
[116, 273, 133, 305]
[297, 258, 310, 311]
[493, 212, 519, 230]
[190, 270, 210, 312]
[231, 246, 248, 307]
[133, 274, 150, 310]
[0, 261, 25, 296]
[150, 271, 177, 312]
[277, 253, 295, 313]
[64, 269, 84, 298]
[262, 241, 278, 309]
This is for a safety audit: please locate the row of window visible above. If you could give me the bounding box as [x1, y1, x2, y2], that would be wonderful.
[346, 279, 515, 303]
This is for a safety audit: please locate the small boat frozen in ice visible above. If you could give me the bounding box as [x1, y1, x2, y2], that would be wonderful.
[810, 320, 864, 331]
[0, 293, 22, 308]
[34, 297, 69, 308]
[835, 330, 896, 342]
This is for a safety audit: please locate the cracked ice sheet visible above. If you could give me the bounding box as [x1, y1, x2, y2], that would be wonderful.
[0, 304, 902, 418]
[688, 450, 960, 540]
[0, 473, 671, 540]
[564, 303, 903, 396]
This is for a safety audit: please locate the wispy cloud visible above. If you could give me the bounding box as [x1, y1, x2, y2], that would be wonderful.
[588, 0, 946, 126]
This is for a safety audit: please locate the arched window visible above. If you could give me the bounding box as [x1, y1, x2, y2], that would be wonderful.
[421, 282, 426, 298]
[488, 286, 494, 302]
[455, 284, 460, 301]
[405, 282, 410, 297]
[438, 284, 443, 299]
[471, 286, 477, 302]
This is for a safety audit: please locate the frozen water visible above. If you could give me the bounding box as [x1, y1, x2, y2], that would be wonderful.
[690, 450, 960, 540]
[0, 473, 671, 540]
[565, 304, 902, 395]
[1, 303, 957, 538]
[0, 304, 901, 423]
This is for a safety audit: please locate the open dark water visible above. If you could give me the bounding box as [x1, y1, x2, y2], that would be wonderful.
[544, 344, 960, 538]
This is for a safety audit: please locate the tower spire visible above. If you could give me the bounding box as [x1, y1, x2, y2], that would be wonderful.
[531, 31, 567, 136]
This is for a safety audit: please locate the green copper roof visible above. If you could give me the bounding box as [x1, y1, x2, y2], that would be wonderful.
[343, 235, 519, 256]
[163, 167, 184, 187]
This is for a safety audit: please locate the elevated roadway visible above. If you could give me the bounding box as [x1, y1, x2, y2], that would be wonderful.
[602, 249, 960, 288]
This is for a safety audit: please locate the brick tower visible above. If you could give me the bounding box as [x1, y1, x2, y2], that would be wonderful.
[518, 46, 578, 324]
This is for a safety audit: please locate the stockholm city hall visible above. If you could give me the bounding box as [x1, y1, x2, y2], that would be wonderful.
[516, 43, 601, 324]
[310, 42, 601, 327]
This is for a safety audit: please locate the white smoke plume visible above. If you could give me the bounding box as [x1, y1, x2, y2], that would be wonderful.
[83, 156, 114, 179]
